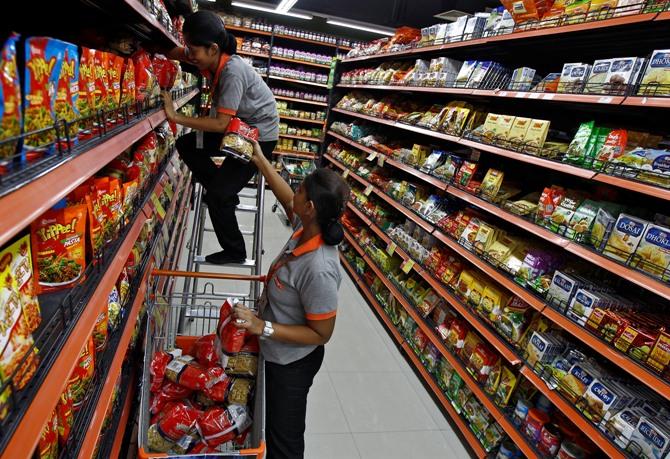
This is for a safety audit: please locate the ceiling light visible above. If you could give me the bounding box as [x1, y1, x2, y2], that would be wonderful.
[276, 0, 299, 13]
[231, 1, 313, 19]
[326, 19, 394, 36]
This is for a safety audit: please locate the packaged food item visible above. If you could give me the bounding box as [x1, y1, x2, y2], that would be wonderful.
[480, 169, 504, 200]
[31, 204, 88, 292]
[565, 200, 599, 240]
[132, 50, 157, 102]
[152, 55, 178, 90]
[493, 366, 517, 407]
[526, 331, 565, 368]
[56, 387, 74, 447]
[165, 357, 211, 391]
[38, 409, 59, 459]
[507, 117, 532, 144]
[93, 177, 122, 243]
[525, 408, 550, 443]
[612, 147, 670, 187]
[150, 382, 193, 415]
[68, 184, 104, 258]
[467, 343, 498, 383]
[604, 57, 639, 94]
[585, 59, 612, 93]
[108, 285, 121, 328]
[150, 349, 183, 393]
[93, 308, 108, 352]
[147, 402, 201, 453]
[647, 331, 670, 375]
[24, 37, 66, 158]
[191, 334, 219, 368]
[120, 58, 136, 108]
[590, 207, 616, 251]
[566, 289, 606, 326]
[546, 270, 584, 311]
[68, 336, 95, 410]
[550, 196, 581, 235]
[558, 63, 591, 93]
[614, 324, 658, 363]
[219, 118, 259, 163]
[561, 363, 598, 403]
[0, 33, 21, 166]
[594, 129, 628, 168]
[604, 213, 648, 263]
[638, 49, 670, 96]
[77, 48, 96, 138]
[565, 121, 596, 165]
[628, 416, 670, 459]
[196, 405, 252, 447]
[54, 41, 79, 146]
[523, 119, 550, 150]
[218, 300, 248, 355]
[631, 223, 670, 280]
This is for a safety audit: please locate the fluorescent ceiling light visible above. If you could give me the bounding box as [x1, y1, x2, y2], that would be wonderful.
[231, 1, 312, 19]
[326, 19, 394, 36]
[276, 0, 299, 13]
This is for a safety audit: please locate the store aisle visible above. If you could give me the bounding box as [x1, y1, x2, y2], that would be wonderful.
[261, 194, 472, 459]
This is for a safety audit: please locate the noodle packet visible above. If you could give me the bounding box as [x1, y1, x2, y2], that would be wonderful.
[31, 204, 87, 292]
[197, 405, 252, 447]
[38, 409, 59, 459]
[67, 335, 95, 410]
[132, 50, 157, 103]
[93, 177, 122, 243]
[77, 48, 97, 138]
[56, 386, 74, 447]
[0, 33, 22, 171]
[54, 41, 79, 148]
[68, 184, 104, 259]
[218, 300, 248, 355]
[165, 356, 212, 391]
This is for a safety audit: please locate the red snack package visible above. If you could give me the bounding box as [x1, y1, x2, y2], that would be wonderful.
[56, 387, 74, 447]
[467, 343, 500, 384]
[120, 58, 136, 112]
[218, 300, 248, 355]
[68, 336, 95, 411]
[150, 349, 182, 393]
[107, 54, 124, 107]
[93, 177, 123, 243]
[202, 367, 231, 402]
[38, 409, 59, 459]
[77, 47, 97, 139]
[152, 55, 178, 90]
[164, 356, 211, 391]
[197, 405, 252, 447]
[158, 402, 202, 440]
[500, 0, 554, 24]
[132, 50, 156, 103]
[220, 118, 260, 163]
[190, 334, 219, 368]
[68, 184, 104, 260]
[0, 33, 22, 169]
[242, 335, 260, 354]
[134, 131, 157, 173]
[150, 381, 193, 415]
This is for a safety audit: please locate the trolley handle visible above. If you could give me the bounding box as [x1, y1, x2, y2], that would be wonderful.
[152, 268, 266, 282]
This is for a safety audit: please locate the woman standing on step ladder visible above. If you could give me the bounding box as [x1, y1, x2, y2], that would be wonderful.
[162, 10, 279, 265]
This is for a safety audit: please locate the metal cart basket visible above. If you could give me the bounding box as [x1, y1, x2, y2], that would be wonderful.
[138, 269, 266, 458]
[272, 155, 316, 224]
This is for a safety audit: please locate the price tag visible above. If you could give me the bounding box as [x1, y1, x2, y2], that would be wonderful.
[364, 185, 374, 196]
[641, 97, 648, 105]
[515, 92, 526, 99]
[528, 92, 541, 99]
[598, 96, 613, 104]
[377, 155, 385, 167]
[151, 193, 166, 220]
[498, 91, 508, 97]
[386, 241, 397, 256]
[366, 151, 378, 161]
[342, 169, 350, 179]
[400, 259, 415, 274]
[543, 93, 555, 100]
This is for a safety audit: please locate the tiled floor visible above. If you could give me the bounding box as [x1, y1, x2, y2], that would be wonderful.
[190, 190, 472, 459]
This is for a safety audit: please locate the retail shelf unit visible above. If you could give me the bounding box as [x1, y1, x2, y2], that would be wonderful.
[0, 1, 200, 456]
[328, 9, 670, 453]
[222, 19, 356, 161]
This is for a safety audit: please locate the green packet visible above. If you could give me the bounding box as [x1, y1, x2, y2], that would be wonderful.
[564, 121, 595, 165]
[584, 127, 612, 169]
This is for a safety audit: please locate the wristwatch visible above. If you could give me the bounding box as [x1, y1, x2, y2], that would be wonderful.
[261, 321, 275, 339]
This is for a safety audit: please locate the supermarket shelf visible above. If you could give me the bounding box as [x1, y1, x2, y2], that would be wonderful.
[123, 0, 180, 46]
[348, 201, 522, 366]
[341, 12, 659, 63]
[520, 367, 626, 459]
[342, 255, 487, 459]
[109, 370, 137, 459]
[279, 114, 327, 125]
[78, 261, 152, 459]
[274, 33, 339, 49]
[238, 50, 270, 59]
[2, 201, 149, 457]
[224, 24, 273, 36]
[343, 231, 539, 459]
[337, 83, 475, 95]
[269, 75, 330, 88]
[273, 150, 318, 160]
[278, 133, 323, 142]
[271, 55, 332, 69]
[328, 131, 448, 190]
[273, 94, 329, 107]
[331, 108, 670, 198]
[0, 88, 198, 247]
[623, 95, 670, 108]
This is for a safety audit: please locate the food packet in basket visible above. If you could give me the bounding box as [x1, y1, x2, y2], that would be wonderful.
[218, 118, 259, 164]
[148, 402, 203, 453]
[150, 382, 193, 415]
[150, 349, 182, 393]
[190, 334, 219, 368]
[197, 405, 252, 447]
[218, 300, 249, 355]
[164, 356, 213, 391]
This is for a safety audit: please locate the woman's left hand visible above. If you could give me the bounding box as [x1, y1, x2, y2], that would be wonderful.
[233, 306, 265, 336]
[162, 91, 178, 122]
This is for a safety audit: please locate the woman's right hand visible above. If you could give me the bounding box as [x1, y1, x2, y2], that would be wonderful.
[249, 139, 265, 166]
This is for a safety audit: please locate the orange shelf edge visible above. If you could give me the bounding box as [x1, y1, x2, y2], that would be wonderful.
[346, 202, 372, 227]
[271, 55, 332, 68]
[520, 366, 626, 459]
[2, 210, 148, 457]
[224, 24, 273, 36]
[273, 95, 329, 107]
[273, 33, 339, 49]
[592, 172, 670, 201]
[622, 95, 670, 108]
[269, 75, 330, 88]
[109, 369, 137, 458]
[273, 150, 318, 159]
[278, 133, 324, 142]
[123, 0, 180, 46]
[279, 115, 327, 125]
[238, 50, 270, 59]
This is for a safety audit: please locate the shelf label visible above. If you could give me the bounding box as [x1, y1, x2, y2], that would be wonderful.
[364, 185, 374, 196]
[515, 92, 526, 98]
[528, 92, 541, 99]
[342, 169, 350, 179]
[641, 97, 648, 105]
[543, 93, 555, 100]
[400, 259, 415, 274]
[377, 155, 386, 167]
[598, 96, 613, 104]
[366, 151, 378, 161]
[499, 91, 508, 97]
[151, 193, 166, 220]
[386, 241, 397, 255]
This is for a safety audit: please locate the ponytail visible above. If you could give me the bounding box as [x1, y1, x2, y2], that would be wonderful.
[304, 169, 350, 246]
[184, 11, 237, 55]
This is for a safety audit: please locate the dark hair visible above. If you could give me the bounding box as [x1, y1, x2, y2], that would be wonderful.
[303, 168, 351, 246]
[183, 10, 237, 55]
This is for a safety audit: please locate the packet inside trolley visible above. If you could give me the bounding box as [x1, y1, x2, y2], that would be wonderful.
[217, 117, 258, 164]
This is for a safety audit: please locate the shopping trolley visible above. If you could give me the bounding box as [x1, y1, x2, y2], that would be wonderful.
[138, 269, 266, 458]
[272, 156, 316, 225]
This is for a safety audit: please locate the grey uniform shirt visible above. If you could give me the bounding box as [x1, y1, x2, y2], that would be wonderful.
[212, 55, 279, 142]
[259, 225, 341, 365]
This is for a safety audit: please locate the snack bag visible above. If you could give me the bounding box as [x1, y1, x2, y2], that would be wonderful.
[218, 300, 248, 355]
[150, 381, 193, 415]
[68, 336, 95, 410]
[152, 55, 178, 90]
[77, 48, 97, 138]
[54, 41, 79, 147]
[93, 177, 122, 243]
[165, 356, 212, 391]
[92, 50, 111, 113]
[219, 118, 259, 164]
[24, 37, 66, 158]
[197, 405, 252, 447]
[500, 0, 554, 24]
[56, 387, 74, 447]
[68, 184, 104, 259]
[31, 204, 88, 292]
[120, 58, 136, 109]
[190, 334, 219, 368]
[38, 409, 59, 459]
[108, 286, 121, 328]
[147, 403, 201, 453]
[132, 50, 157, 103]
[0, 33, 22, 169]
[107, 54, 125, 107]
[93, 308, 108, 352]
